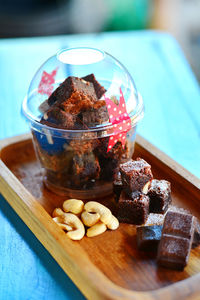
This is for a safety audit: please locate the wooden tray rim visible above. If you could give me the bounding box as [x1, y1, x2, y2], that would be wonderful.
[0, 133, 200, 300]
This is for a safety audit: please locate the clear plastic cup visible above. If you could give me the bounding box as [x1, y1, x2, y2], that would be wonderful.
[22, 47, 144, 199]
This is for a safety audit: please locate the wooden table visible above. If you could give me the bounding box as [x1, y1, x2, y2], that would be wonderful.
[0, 31, 200, 300]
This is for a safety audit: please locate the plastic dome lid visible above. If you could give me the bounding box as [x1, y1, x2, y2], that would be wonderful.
[22, 47, 144, 133]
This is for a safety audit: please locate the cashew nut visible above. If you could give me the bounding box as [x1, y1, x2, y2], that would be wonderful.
[84, 201, 112, 225]
[63, 213, 85, 240]
[86, 222, 107, 237]
[106, 215, 119, 230]
[81, 211, 100, 227]
[53, 217, 73, 231]
[52, 207, 65, 218]
[63, 199, 84, 215]
[142, 181, 151, 194]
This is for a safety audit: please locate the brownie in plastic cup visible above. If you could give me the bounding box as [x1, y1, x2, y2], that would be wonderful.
[22, 47, 144, 199]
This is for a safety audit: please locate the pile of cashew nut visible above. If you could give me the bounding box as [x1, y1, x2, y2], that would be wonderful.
[52, 199, 119, 240]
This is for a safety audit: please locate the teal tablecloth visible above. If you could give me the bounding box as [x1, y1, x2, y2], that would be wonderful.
[0, 31, 200, 300]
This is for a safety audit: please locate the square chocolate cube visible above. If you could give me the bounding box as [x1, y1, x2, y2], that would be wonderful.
[163, 211, 196, 240]
[148, 179, 171, 214]
[48, 76, 97, 106]
[41, 106, 76, 129]
[137, 225, 162, 251]
[119, 158, 153, 194]
[82, 73, 106, 99]
[72, 153, 100, 186]
[82, 105, 109, 126]
[157, 210, 196, 270]
[118, 191, 149, 225]
[157, 234, 191, 270]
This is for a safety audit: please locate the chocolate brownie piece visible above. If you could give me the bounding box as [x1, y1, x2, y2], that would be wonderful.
[60, 90, 105, 115]
[96, 139, 129, 182]
[69, 139, 99, 155]
[118, 191, 149, 225]
[157, 210, 196, 270]
[99, 156, 119, 181]
[167, 206, 200, 249]
[97, 139, 129, 161]
[41, 106, 76, 129]
[82, 73, 106, 99]
[119, 158, 153, 194]
[72, 153, 100, 186]
[163, 211, 196, 240]
[157, 235, 191, 270]
[137, 225, 162, 251]
[148, 179, 171, 214]
[48, 76, 97, 106]
[113, 172, 123, 202]
[82, 105, 109, 126]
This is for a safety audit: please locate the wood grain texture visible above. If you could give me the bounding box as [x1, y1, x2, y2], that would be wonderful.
[0, 134, 200, 300]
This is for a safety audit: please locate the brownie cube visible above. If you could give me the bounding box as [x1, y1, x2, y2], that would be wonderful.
[113, 172, 123, 202]
[60, 91, 103, 115]
[41, 106, 76, 129]
[118, 191, 149, 225]
[157, 234, 191, 270]
[99, 156, 119, 181]
[163, 211, 196, 239]
[167, 207, 200, 249]
[97, 139, 129, 162]
[119, 158, 153, 194]
[72, 153, 100, 186]
[157, 210, 196, 270]
[82, 105, 109, 126]
[82, 73, 106, 99]
[148, 179, 171, 214]
[137, 225, 162, 251]
[48, 76, 97, 106]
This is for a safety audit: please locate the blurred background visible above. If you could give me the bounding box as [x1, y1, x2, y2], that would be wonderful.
[0, 0, 200, 82]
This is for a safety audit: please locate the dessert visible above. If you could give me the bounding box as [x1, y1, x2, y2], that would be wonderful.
[23, 47, 144, 198]
[158, 235, 191, 270]
[47, 76, 98, 106]
[118, 191, 149, 225]
[144, 206, 200, 249]
[42, 75, 108, 129]
[161, 211, 196, 239]
[137, 225, 162, 251]
[157, 211, 196, 270]
[147, 179, 171, 214]
[119, 158, 153, 195]
[82, 73, 106, 99]
[35, 73, 131, 195]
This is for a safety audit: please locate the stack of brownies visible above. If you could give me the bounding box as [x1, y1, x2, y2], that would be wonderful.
[35, 74, 130, 189]
[114, 157, 171, 225]
[114, 157, 200, 270]
[41, 74, 108, 129]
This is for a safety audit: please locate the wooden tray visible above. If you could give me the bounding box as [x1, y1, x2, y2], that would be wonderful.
[0, 133, 200, 300]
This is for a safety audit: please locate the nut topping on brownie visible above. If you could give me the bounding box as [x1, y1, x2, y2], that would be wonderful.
[119, 158, 153, 194]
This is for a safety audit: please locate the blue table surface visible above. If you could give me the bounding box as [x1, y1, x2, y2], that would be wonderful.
[0, 30, 200, 300]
